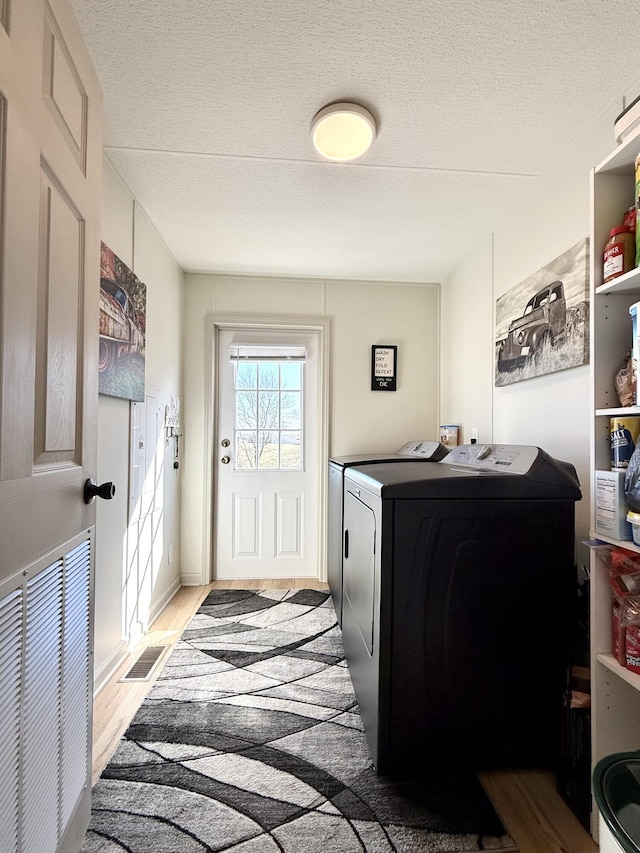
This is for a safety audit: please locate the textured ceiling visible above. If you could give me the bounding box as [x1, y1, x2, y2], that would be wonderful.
[71, 0, 640, 282]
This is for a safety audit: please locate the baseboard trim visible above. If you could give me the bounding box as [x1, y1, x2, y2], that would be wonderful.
[93, 577, 183, 696]
[93, 639, 129, 696]
[181, 570, 205, 586]
[149, 576, 182, 623]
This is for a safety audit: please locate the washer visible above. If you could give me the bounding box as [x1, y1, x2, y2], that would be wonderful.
[328, 440, 448, 624]
[341, 443, 582, 775]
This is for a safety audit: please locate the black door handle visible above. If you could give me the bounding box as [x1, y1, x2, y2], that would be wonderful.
[84, 478, 116, 504]
[344, 529, 349, 560]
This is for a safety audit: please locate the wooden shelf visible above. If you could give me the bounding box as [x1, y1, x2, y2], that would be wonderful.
[589, 532, 640, 553]
[596, 267, 640, 296]
[596, 653, 640, 692]
[595, 406, 640, 417]
[596, 124, 640, 175]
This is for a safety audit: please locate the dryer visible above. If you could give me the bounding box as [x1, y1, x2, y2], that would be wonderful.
[341, 443, 582, 775]
[328, 440, 448, 624]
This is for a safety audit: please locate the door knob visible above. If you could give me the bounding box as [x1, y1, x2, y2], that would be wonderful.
[221, 455, 231, 464]
[84, 478, 116, 504]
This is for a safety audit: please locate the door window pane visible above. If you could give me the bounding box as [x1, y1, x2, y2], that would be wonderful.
[281, 440, 301, 468]
[259, 391, 280, 429]
[258, 362, 278, 389]
[236, 391, 257, 429]
[237, 362, 257, 389]
[281, 362, 301, 390]
[281, 392, 301, 429]
[258, 430, 279, 467]
[236, 430, 257, 468]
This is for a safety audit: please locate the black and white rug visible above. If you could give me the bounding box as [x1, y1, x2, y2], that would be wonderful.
[81, 589, 517, 852]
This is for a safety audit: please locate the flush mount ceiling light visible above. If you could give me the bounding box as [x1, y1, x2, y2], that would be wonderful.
[311, 102, 376, 162]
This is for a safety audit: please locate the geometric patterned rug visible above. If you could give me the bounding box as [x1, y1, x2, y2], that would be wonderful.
[81, 589, 517, 852]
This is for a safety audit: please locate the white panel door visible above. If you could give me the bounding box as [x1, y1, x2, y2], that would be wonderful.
[0, 0, 102, 574]
[215, 328, 320, 578]
[0, 1, 102, 850]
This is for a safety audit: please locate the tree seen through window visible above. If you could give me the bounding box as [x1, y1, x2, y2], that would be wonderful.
[234, 360, 302, 469]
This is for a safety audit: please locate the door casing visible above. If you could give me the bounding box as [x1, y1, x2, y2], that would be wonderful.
[205, 315, 330, 584]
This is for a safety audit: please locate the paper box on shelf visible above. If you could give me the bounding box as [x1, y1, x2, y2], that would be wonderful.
[595, 470, 632, 540]
[625, 625, 640, 674]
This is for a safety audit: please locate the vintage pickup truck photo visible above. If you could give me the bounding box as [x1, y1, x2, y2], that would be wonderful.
[497, 280, 566, 373]
[99, 277, 145, 373]
[494, 238, 589, 387]
[98, 242, 146, 401]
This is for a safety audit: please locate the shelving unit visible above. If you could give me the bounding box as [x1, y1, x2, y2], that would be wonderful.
[590, 125, 640, 838]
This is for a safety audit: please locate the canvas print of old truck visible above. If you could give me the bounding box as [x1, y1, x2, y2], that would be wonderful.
[99, 243, 146, 401]
[495, 238, 589, 386]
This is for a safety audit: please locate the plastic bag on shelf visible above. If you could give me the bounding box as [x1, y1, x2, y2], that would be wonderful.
[621, 597, 640, 674]
[613, 598, 625, 664]
[615, 351, 636, 407]
[610, 547, 640, 596]
[624, 444, 640, 511]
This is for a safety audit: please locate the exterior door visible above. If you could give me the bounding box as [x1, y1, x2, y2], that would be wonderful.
[0, 2, 102, 851]
[215, 328, 320, 579]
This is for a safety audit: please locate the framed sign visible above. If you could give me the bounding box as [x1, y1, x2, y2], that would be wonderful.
[371, 345, 397, 391]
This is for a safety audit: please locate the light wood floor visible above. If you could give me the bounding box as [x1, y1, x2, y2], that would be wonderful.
[92, 581, 598, 853]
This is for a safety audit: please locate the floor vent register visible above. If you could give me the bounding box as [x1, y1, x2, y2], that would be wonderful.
[119, 645, 168, 682]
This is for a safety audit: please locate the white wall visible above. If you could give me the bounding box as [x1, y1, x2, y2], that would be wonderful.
[93, 158, 184, 690]
[440, 80, 640, 566]
[181, 274, 439, 583]
[440, 234, 495, 445]
[326, 280, 440, 453]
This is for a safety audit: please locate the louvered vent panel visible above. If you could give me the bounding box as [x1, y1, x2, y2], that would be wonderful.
[61, 539, 91, 826]
[0, 589, 23, 853]
[0, 531, 93, 853]
[22, 560, 64, 853]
